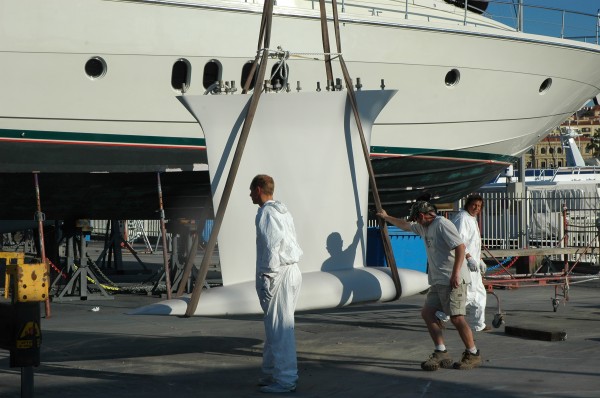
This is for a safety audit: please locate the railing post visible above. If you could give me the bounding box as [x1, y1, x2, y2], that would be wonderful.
[597, 9, 599, 45]
[464, 0, 468, 26]
[517, 0, 523, 32]
[405, 0, 408, 19]
[561, 10, 565, 39]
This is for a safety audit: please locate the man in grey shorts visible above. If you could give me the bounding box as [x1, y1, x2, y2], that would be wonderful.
[377, 201, 481, 370]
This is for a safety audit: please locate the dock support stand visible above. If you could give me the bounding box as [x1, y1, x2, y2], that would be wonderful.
[153, 216, 215, 297]
[96, 220, 149, 274]
[174, 197, 213, 297]
[172, 231, 200, 296]
[53, 226, 113, 301]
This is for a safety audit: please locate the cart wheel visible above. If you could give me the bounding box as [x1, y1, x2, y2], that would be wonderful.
[552, 298, 559, 312]
[492, 313, 504, 328]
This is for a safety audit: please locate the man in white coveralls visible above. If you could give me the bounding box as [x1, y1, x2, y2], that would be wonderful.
[452, 194, 490, 332]
[377, 201, 482, 370]
[250, 174, 303, 393]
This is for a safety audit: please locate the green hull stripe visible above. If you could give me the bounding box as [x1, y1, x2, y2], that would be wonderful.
[1, 129, 513, 162]
[370, 146, 516, 163]
[0, 128, 206, 147]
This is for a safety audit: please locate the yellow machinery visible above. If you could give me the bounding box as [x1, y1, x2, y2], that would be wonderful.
[3, 252, 49, 302]
[1, 250, 48, 396]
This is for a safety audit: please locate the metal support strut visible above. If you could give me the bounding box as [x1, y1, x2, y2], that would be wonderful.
[157, 172, 173, 299]
[33, 173, 52, 317]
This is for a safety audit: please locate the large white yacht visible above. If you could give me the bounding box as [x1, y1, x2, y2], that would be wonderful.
[1, 0, 599, 219]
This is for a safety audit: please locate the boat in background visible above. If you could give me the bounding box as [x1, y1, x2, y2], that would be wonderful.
[485, 127, 600, 186]
[1, 0, 600, 220]
[479, 126, 599, 261]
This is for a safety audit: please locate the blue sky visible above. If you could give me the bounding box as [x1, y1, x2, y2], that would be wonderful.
[486, 0, 599, 41]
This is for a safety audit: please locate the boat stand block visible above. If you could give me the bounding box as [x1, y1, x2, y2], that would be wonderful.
[505, 325, 567, 341]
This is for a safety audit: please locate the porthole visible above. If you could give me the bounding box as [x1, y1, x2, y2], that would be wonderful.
[444, 69, 460, 87]
[171, 58, 191, 92]
[85, 57, 107, 79]
[203, 59, 222, 89]
[539, 78, 552, 94]
[241, 61, 257, 91]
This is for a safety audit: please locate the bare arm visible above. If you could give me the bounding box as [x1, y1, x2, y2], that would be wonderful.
[450, 243, 466, 288]
[376, 210, 413, 232]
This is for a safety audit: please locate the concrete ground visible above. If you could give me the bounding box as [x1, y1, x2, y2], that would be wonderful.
[1, 262, 600, 398]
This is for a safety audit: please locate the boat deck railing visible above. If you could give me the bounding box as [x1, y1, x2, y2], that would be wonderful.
[553, 166, 600, 181]
[307, 0, 600, 45]
[484, 0, 600, 44]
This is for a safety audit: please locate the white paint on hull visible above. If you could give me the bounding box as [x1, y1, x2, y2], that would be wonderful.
[129, 90, 432, 315]
[129, 267, 429, 316]
[180, 90, 395, 285]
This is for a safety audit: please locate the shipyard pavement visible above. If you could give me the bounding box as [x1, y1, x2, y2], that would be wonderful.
[1, 275, 599, 398]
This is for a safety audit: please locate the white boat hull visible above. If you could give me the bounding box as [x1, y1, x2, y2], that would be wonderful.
[1, 0, 600, 215]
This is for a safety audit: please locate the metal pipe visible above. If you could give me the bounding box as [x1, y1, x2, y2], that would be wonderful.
[464, 0, 468, 26]
[157, 172, 173, 300]
[561, 10, 565, 39]
[21, 367, 34, 398]
[517, 0, 523, 32]
[33, 173, 51, 318]
[318, 0, 334, 86]
[596, 9, 600, 44]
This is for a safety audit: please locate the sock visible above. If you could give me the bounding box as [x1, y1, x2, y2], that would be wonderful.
[435, 344, 446, 352]
[468, 347, 478, 354]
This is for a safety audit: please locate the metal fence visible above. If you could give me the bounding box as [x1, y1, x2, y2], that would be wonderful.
[89, 219, 215, 250]
[453, 190, 600, 264]
[89, 220, 162, 241]
[91, 189, 599, 263]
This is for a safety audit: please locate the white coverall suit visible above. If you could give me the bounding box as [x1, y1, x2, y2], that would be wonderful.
[452, 209, 487, 331]
[255, 200, 303, 389]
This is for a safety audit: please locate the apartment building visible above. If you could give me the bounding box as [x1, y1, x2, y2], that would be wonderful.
[525, 105, 600, 168]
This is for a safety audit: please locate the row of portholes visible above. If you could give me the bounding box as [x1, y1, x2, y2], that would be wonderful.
[444, 68, 553, 95]
[84, 56, 287, 92]
[85, 57, 553, 95]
